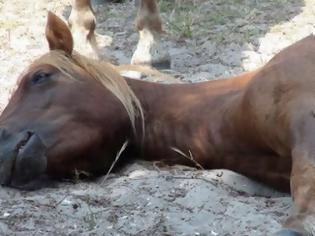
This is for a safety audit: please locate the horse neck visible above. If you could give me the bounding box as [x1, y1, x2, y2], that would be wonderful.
[125, 71, 261, 166]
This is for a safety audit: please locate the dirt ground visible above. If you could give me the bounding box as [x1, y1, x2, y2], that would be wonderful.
[1, 0, 315, 235]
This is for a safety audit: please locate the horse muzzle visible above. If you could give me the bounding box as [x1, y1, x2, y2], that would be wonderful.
[0, 129, 47, 188]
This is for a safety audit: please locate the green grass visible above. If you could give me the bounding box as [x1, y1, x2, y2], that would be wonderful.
[159, 0, 197, 38]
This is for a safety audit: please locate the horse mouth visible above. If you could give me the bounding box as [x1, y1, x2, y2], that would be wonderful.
[16, 131, 34, 155]
[0, 130, 47, 188]
[10, 131, 35, 181]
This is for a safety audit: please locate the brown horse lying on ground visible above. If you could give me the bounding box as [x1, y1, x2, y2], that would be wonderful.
[0, 12, 315, 236]
[69, 0, 170, 67]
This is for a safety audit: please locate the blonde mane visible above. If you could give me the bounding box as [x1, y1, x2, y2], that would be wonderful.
[33, 50, 144, 135]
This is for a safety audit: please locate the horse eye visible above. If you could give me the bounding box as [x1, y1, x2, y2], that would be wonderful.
[31, 72, 50, 85]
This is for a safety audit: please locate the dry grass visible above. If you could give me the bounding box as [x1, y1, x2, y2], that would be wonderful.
[170, 147, 204, 170]
[101, 140, 129, 184]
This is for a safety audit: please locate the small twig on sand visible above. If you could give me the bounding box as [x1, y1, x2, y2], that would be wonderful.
[170, 147, 204, 170]
[152, 161, 162, 172]
[53, 193, 70, 208]
[101, 140, 129, 184]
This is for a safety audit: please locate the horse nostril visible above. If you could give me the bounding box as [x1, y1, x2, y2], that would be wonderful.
[0, 128, 9, 140]
[26, 130, 34, 139]
[16, 131, 35, 152]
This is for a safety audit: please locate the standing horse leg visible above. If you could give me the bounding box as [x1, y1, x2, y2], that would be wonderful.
[131, 0, 171, 69]
[68, 0, 99, 59]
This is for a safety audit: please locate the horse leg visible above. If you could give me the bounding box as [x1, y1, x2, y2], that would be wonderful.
[284, 148, 315, 235]
[272, 153, 315, 235]
[273, 164, 315, 236]
[131, 0, 171, 69]
[68, 0, 99, 58]
[273, 114, 315, 235]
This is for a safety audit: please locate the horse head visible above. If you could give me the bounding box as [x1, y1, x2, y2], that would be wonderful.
[0, 12, 142, 188]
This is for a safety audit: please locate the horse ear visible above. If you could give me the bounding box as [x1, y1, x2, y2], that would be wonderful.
[45, 11, 73, 55]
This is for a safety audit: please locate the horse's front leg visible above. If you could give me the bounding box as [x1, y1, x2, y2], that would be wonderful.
[69, 0, 96, 41]
[285, 146, 315, 235]
[131, 0, 171, 69]
[273, 152, 315, 236]
[68, 0, 98, 58]
[274, 116, 315, 235]
[274, 153, 315, 236]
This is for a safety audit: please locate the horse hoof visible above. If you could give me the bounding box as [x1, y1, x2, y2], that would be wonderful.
[131, 56, 171, 70]
[151, 58, 171, 70]
[273, 228, 304, 236]
[131, 41, 171, 70]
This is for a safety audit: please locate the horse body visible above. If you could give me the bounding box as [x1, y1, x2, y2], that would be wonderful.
[1, 11, 315, 235]
[127, 69, 292, 192]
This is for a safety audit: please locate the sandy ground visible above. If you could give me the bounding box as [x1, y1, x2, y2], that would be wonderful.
[1, 0, 315, 235]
